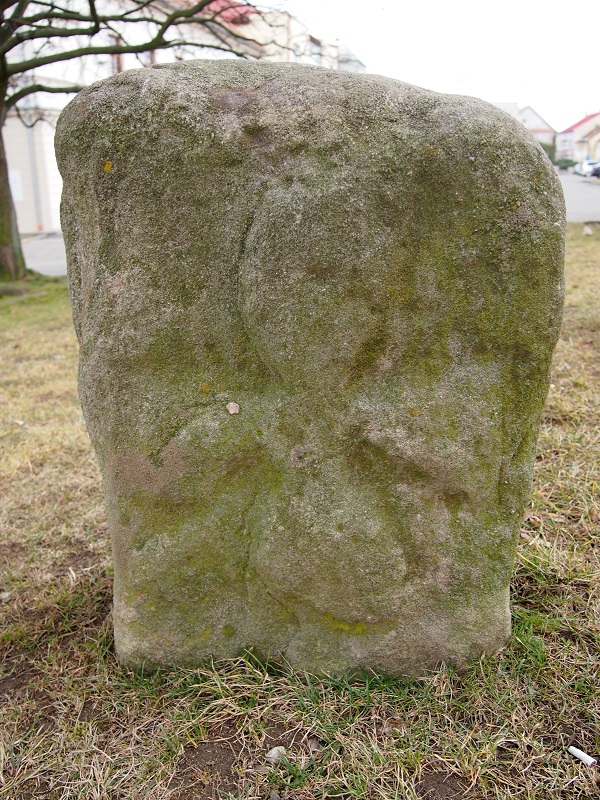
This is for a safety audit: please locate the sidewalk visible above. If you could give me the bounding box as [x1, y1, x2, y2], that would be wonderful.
[21, 233, 67, 277]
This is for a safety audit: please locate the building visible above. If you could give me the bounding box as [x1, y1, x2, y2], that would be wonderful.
[5, 109, 62, 234]
[493, 103, 555, 147]
[555, 112, 600, 162]
[516, 106, 555, 147]
[5, 1, 365, 235]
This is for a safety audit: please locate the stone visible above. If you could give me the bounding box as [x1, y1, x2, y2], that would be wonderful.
[55, 61, 565, 675]
[265, 746, 287, 765]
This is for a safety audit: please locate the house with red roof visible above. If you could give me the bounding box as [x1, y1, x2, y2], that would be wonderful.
[555, 112, 600, 161]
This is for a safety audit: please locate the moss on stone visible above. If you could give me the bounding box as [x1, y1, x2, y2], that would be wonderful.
[56, 60, 565, 676]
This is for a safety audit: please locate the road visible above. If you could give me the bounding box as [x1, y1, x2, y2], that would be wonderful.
[556, 171, 600, 222]
[21, 171, 600, 278]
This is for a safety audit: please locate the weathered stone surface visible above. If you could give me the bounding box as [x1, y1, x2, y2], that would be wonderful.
[55, 61, 565, 674]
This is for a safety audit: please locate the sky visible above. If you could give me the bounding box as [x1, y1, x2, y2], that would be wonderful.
[281, 0, 597, 133]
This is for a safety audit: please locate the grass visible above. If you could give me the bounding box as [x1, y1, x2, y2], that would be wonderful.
[0, 225, 598, 800]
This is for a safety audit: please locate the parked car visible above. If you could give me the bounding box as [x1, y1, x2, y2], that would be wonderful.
[574, 159, 600, 176]
[591, 164, 600, 178]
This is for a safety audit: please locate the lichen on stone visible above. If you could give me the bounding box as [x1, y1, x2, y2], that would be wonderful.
[55, 60, 565, 675]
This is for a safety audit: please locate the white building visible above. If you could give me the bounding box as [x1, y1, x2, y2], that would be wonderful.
[493, 103, 555, 147]
[6, 109, 62, 234]
[6, 1, 365, 235]
[516, 106, 555, 147]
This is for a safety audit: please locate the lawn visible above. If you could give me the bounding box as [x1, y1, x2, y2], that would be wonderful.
[1, 225, 598, 800]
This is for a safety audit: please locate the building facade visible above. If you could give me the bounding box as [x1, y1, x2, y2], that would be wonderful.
[555, 112, 600, 162]
[517, 106, 555, 146]
[6, 110, 62, 234]
[493, 103, 556, 147]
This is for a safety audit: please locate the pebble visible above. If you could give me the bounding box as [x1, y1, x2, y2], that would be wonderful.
[265, 745, 286, 765]
[0, 592, 12, 603]
[226, 402, 240, 414]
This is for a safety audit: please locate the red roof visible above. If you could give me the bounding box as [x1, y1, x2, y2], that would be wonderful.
[560, 112, 600, 133]
[173, 0, 256, 23]
[204, 0, 256, 24]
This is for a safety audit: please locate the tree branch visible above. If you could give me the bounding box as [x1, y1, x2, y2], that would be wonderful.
[89, 0, 100, 32]
[0, 0, 214, 54]
[3, 23, 110, 51]
[0, 0, 31, 47]
[6, 81, 84, 108]
[13, 103, 60, 127]
[6, 1, 264, 76]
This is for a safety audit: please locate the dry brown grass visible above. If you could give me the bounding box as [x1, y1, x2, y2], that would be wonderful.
[1, 226, 599, 799]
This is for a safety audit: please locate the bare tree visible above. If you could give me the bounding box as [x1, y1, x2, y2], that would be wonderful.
[0, 0, 273, 280]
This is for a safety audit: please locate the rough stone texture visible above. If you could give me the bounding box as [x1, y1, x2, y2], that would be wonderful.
[55, 61, 565, 675]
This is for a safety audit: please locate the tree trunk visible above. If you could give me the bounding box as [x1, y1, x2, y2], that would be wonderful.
[0, 123, 26, 281]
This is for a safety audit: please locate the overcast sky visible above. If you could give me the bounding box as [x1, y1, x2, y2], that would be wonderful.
[282, 0, 596, 133]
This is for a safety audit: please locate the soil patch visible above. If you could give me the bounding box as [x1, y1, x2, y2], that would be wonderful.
[0, 658, 40, 695]
[415, 771, 469, 799]
[171, 722, 241, 800]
